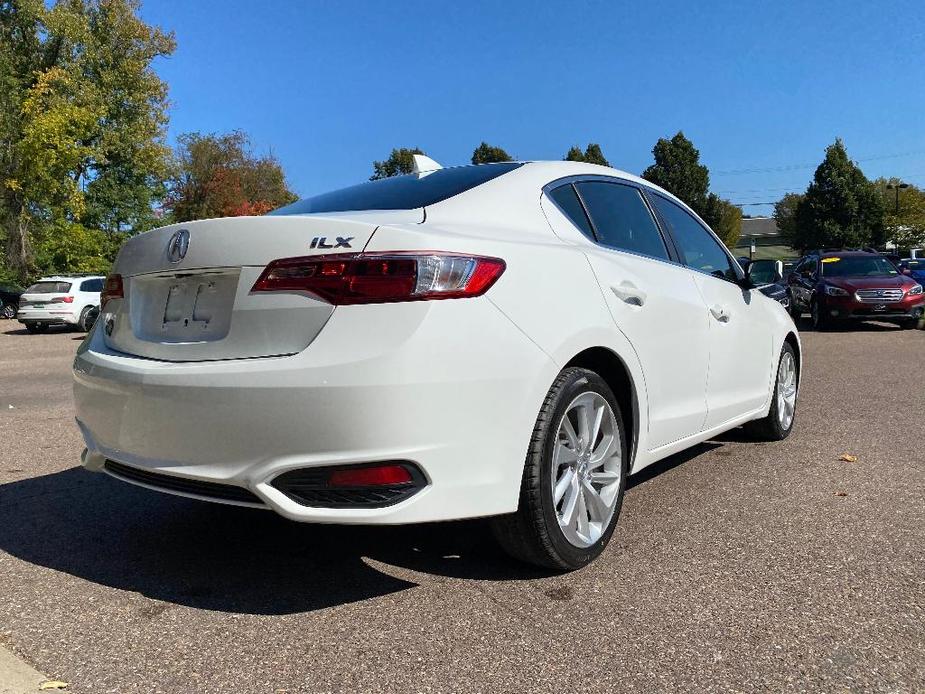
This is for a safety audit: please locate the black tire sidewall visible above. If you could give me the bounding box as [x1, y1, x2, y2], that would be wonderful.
[536, 370, 628, 569]
[767, 342, 797, 439]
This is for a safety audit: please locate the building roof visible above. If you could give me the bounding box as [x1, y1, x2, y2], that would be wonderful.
[741, 217, 779, 237]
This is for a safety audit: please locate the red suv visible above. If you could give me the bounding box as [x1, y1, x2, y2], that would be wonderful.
[787, 250, 924, 329]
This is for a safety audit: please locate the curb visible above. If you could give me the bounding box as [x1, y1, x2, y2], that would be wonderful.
[0, 646, 47, 694]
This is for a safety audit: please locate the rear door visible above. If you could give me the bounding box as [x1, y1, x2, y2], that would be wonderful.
[543, 179, 710, 450]
[648, 193, 772, 429]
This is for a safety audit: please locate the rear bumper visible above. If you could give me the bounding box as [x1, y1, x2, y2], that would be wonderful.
[73, 299, 555, 524]
[18, 308, 80, 324]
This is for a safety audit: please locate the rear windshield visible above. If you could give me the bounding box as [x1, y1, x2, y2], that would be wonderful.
[25, 281, 71, 294]
[270, 163, 523, 215]
[820, 256, 898, 278]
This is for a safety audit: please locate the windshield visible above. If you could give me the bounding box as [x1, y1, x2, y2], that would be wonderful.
[820, 256, 898, 278]
[748, 260, 780, 284]
[270, 163, 523, 215]
[25, 281, 71, 294]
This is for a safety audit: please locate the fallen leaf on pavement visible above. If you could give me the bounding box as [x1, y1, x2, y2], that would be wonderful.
[833, 491, 848, 497]
[838, 454, 858, 462]
[39, 682, 69, 690]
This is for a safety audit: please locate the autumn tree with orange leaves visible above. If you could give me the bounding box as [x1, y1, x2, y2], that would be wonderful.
[166, 131, 297, 222]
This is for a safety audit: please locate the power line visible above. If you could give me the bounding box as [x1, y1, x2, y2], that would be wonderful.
[712, 149, 925, 176]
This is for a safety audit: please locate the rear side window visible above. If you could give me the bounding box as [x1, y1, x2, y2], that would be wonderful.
[547, 184, 594, 238]
[80, 278, 103, 292]
[25, 281, 71, 294]
[270, 163, 524, 215]
[651, 196, 738, 282]
[575, 181, 669, 260]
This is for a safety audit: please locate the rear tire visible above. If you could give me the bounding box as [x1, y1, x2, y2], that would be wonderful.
[491, 367, 628, 571]
[0, 302, 15, 319]
[24, 322, 48, 334]
[898, 319, 916, 330]
[744, 342, 798, 442]
[77, 306, 98, 332]
[810, 298, 828, 331]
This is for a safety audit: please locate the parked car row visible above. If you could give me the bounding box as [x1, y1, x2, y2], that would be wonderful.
[739, 250, 924, 330]
[2, 275, 103, 333]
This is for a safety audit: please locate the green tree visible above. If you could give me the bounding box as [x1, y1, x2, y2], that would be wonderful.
[874, 178, 925, 250]
[370, 147, 425, 180]
[772, 192, 804, 246]
[641, 131, 710, 214]
[1, 0, 174, 282]
[471, 142, 512, 164]
[564, 143, 609, 167]
[165, 131, 297, 222]
[703, 193, 743, 249]
[792, 139, 884, 250]
[641, 131, 741, 247]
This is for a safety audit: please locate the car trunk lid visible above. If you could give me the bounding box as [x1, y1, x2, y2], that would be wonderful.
[102, 214, 394, 362]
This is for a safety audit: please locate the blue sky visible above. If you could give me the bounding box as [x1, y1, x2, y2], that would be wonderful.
[140, 0, 925, 215]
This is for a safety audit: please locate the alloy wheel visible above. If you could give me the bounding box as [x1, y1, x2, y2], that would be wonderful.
[551, 392, 622, 548]
[776, 351, 797, 431]
[0, 304, 14, 319]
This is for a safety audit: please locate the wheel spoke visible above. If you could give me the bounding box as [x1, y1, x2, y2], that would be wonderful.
[561, 475, 581, 529]
[561, 414, 580, 450]
[581, 479, 611, 522]
[590, 469, 620, 485]
[575, 489, 590, 538]
[589, 404, 605, 451]
[553, 468, 575, 504]
[577, 403, 592, 449]
[555, 441, 578, 467]
[589, 432, 617, 468]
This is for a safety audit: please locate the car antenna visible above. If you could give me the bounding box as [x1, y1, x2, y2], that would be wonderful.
[412, 154, 443, 175]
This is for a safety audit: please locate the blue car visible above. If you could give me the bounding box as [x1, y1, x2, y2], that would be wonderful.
[900, 258, 925, 284]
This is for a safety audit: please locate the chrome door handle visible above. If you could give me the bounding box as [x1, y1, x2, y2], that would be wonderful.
[710, 305, 730, 323]
[611, 284, 646, 307]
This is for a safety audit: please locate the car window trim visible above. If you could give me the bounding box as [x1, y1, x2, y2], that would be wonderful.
[542, 175, 682, 266]
[645, 190, 745, 286]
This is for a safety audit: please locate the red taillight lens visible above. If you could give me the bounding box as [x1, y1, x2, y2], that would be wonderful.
[251, 252, 505, 305]
[100, 274, 123, 308]
[50, 296, 74, 303]
[328, 464, 414, 487]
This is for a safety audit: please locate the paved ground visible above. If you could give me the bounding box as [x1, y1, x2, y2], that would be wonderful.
[0, 320, 923, 693]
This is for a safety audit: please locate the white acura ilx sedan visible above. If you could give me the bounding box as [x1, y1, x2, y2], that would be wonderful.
[73, 158, 800, 570]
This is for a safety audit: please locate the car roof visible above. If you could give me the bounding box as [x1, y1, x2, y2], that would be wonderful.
[34, 275, 104, 282]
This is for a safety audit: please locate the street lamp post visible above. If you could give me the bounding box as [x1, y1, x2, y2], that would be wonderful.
[886, 182, 910, 215]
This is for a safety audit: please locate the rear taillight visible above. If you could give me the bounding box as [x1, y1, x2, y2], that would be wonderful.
[100, 274, 123, 308]
[251, 252, 505, 305]
[50, 296, 74, 303]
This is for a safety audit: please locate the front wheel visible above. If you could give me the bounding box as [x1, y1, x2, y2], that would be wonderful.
[810, 298, 828, 331]
[491, 367, 627, 570]
[0, 302, 16, 319]
[744, 342, 798, 441]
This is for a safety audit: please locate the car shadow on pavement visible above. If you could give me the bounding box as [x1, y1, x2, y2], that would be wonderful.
[0, 467, 555, 615]
[0, 443, 718, 615]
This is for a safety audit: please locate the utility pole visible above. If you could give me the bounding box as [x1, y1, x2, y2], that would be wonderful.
[886, 182, 910, 215]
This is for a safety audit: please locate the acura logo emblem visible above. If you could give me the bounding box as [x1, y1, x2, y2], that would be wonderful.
[167, 229, 190, 263]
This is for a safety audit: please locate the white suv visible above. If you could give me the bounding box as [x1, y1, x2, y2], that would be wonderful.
[18, 275, 103, 333]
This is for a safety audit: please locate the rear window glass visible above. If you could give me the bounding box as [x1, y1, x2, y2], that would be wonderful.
[548, 184, 594, 238]
[25, 281, 71, 294]
[270, 163, 523, 215]
[80, 278, 103, 292]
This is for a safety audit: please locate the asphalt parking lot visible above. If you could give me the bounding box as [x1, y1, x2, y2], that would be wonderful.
[1, 322, 923, 693]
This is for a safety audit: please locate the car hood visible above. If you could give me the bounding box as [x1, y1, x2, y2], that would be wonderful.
[824, 275, 912, 290]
